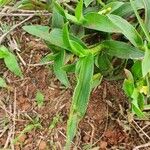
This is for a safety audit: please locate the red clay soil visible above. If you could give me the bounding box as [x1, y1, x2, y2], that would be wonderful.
[0, 33, 150, 150]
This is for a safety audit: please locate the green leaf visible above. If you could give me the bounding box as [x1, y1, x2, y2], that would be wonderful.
[130, 0, 150, 43]
[83, 12, 120, 33]
[16, 0, 47, 10]
[63, 23, 86, 57]
[35, 90, 44, 107]
[53, 50, 70, 87]
[53, 1, 66, 18]
[23, 26, 87, 54]
[0, 77, 7, 88]
[75, 0, 84, 21]
[13, 123, 41, 144]
[63, 23, 71, 49]
[62, 63, 76, 73]
[4, 52, 23, 77]
[123, 79, 134, 97]
[52, 7, 64, 29]
[144, 0, 150, 31]
[84, 0, 93, 7]
[108, 14, 143, 47]
[112, 1, 144, 17]
[131, 60, 142, 80]
[83, 13, 143, 47]
[0, 46, 22, 77]
[40, 53, 58, 63]
[0, 0, 11, 7]
[142, 45, 150, 76]
[70, 25, 85, 38]
[102, 40, 144, 59]
[66, 54, 94, 148]
[137, 93, 145, 110]
[49, 114, 61, 130]
[91, 73, 102, 89]
[131, 89, 145, 117]
[101, 2, 124, 14]
[0, 45, 10, 58]
[95, 52, 113, 76]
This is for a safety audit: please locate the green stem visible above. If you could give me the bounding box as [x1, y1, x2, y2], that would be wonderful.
[97, 0, 105, 7]
[90, 43, 103, 55]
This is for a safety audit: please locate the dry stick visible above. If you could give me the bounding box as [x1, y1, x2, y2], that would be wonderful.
[0, 12, 51, 17]
[0, 15, 34, 44]
[16, 51, 27, 66]
[27, 61, 53, 67]
[10, 88, 17, 150]
[4, 104, 13, 148]
[87, 119, 95, 145]
[132, 120, 150, 140]
[57, 129, 82, 150]
[26, 50, 34, 73]
[4, 127, 13, 148]
[0, 125, 9, 138]
[133, 142, 150, 150]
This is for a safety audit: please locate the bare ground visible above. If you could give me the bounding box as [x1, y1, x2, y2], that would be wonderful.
[0, 17, 150, 150]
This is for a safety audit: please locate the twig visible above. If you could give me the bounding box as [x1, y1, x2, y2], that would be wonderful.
[57, 129, 82, 150]
[4, 126, 13, 148]
[4, 104, 13, 148]
[87, 119, 95, 145]
[132, 120, 150, 140]
[16, 51, 27, 66]
[27, 61, 53, 67]
[10, 88, 17, 150]
[0, 12, 51, 17]
[0, 15, 34, 44]
[133, 142, 150, 150]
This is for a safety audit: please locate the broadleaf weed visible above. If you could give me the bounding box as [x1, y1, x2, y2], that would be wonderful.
[1, 0, 147, 148]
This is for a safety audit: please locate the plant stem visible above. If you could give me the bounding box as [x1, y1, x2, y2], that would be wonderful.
[90, 43, 103, 55]
[97, 0, 105, 7]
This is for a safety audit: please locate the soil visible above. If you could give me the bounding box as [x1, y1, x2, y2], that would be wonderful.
[0, 17, 150, 150]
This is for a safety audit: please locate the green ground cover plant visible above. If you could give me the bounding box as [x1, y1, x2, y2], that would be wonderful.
[1, 0, 150, 149]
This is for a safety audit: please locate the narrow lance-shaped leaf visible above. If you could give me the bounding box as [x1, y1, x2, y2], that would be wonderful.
[130, 0, 150, 43]
[23, 26, 87, 54]
[4, 53, 23, 77]
[35, 90, 44, 107]
[143, 0, 150, 31]
[131, 89, 145, 117]
[107, 14, 143, 47]
[142, 44, 150, 77]
[66, 54, 94, 148]
[112, 0, 144, 17]
[53, 50, 70, 87]
[63, 23, 86, 57]
[102, 40, 144, 59]
[52, 7, 64, 29]
[83, 13, 143, 47]
[75, 0, 84, 21]
[0, 46, 22, 77]
[83, 12, 120, 33]
[0, 46, 9, 58]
